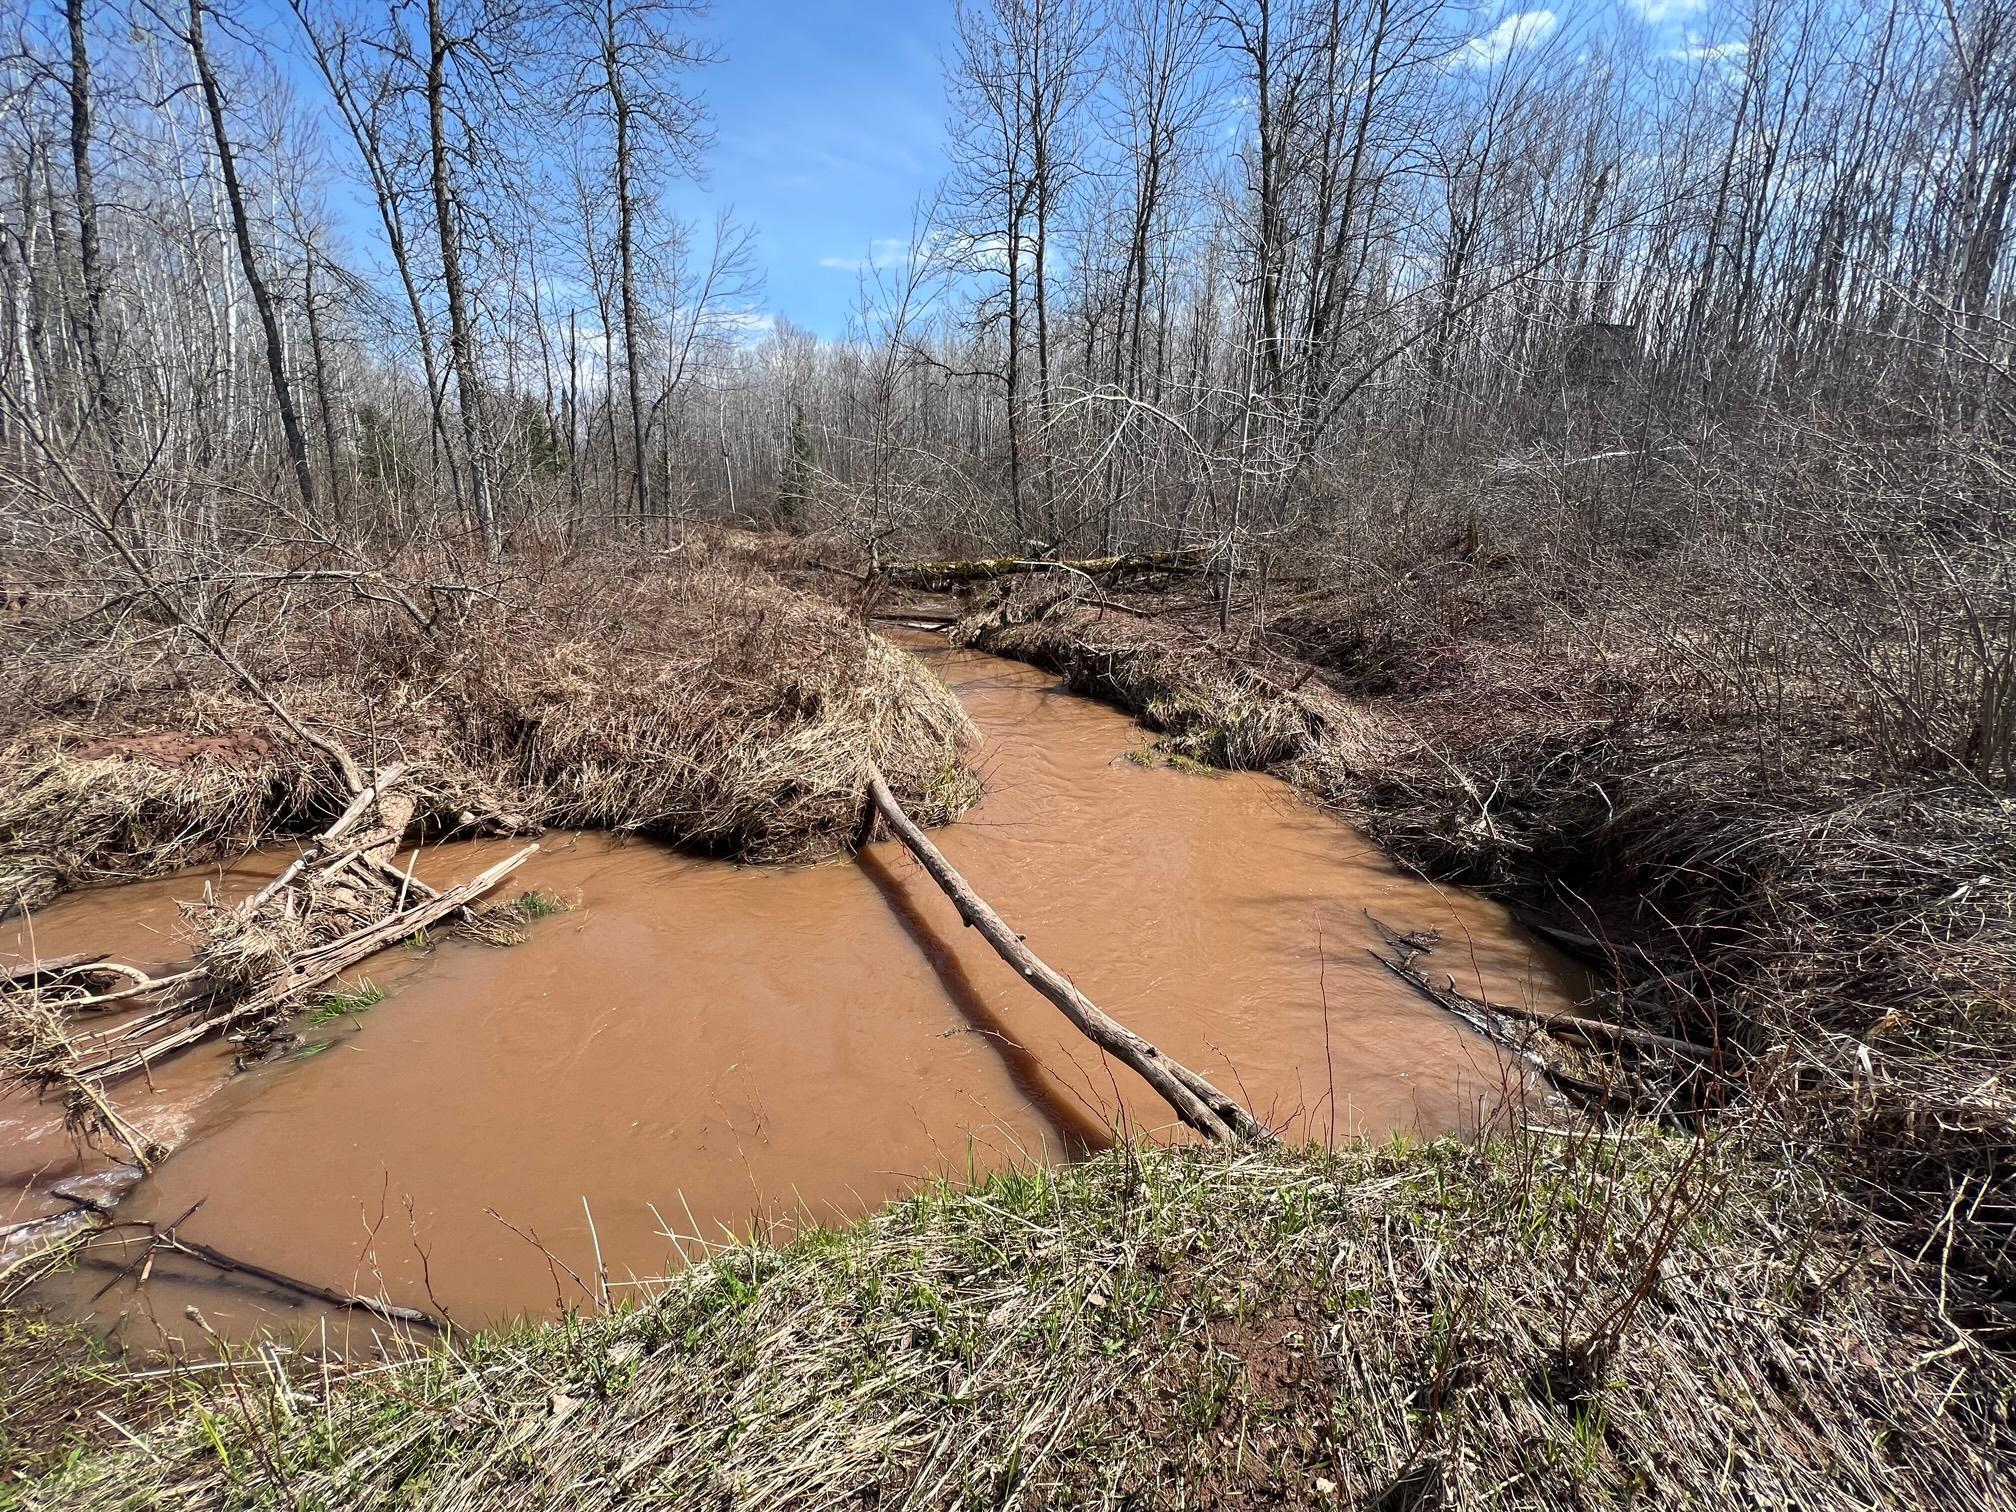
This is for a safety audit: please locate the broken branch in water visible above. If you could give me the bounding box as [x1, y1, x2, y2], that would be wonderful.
[862, 763, 1271, 1145]
[71, 842, 536, 1084]
[244, 761, 411, 910]
[62, 1210, 443, 1331]
[1364, 912, 1733, 1120]
[1, 773, 536, 1180]
[145, 1227, 443, 1331]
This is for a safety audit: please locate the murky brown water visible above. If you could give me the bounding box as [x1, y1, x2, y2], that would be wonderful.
[3, 642, 1579, 1350]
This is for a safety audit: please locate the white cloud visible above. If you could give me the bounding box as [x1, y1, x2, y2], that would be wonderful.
[818, 237, 913, 273]
[1627, 0, 1706, 21]
[711, 308, 777, 349]
[1668, 37, 1746, 62]
[1449, 9, 1558, 68]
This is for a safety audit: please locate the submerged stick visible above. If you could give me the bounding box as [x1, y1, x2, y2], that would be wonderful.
[153, 1231, 442, 1330]
[863, 765, 1270, 1145]
[0, 954, 105, 991]
[1368, 948, 1720, 1061]
[81, 1220, 442, 1331]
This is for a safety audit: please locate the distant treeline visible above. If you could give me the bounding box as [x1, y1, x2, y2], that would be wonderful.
[1, 0, 2012, 557]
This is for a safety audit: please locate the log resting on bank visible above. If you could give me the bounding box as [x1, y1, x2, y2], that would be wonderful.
[879, 550, 1208, 588]
[864, 765, 1272, 1145]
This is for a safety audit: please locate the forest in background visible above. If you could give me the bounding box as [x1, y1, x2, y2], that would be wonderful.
[3, 0, 2011, 784]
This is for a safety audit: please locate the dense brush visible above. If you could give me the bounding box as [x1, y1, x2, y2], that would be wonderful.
[0, 552, 978, 916]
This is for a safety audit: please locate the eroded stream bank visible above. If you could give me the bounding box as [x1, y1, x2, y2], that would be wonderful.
[4, 641, 1581, 1349]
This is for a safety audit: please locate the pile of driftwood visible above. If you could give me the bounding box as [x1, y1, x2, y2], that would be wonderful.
[0, 766, 532, 1324]
[1, 764, 535, 1171]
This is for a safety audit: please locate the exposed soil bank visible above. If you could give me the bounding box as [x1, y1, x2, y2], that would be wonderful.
[5, 643, 1576, 1347]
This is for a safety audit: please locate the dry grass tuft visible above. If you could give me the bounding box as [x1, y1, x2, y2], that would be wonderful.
[0, 740, 323, 916]
[0, 554, 978, 915]
[459, 567, 978, 860]
[0, 1312, 164, 1488]
[18, 1136, 2010, 1509]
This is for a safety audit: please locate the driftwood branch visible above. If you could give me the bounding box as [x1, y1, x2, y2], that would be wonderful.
[1364, 913, 1721, 1063]
[1482, 996, 1723, 1060]
[74, 842, 536, 1084]
[59, 1214, 442, 1331]
[246, 761, 411, 910]
[144, 1226, 442, 1330]
[0, 954, 103, 991]
[864, 765, 1270, 1144]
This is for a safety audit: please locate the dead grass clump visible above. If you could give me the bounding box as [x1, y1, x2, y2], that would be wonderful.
[0, 991, 74, 1099]
[0, 737, 327, 915]
[25, 1136, 2010, 1509]
[433, 563, 978, 859]
[956, 577, 1334, 770]
[0, 1312, 166, 1488]
[0, 554, 979, 910]
[182, 874, 337, 991]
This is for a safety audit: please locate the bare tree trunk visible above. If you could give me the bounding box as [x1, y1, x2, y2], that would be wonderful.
[288, 0, 456, 494]
[1031, 84, 1059, 544]
[566, 306, 584, 517]
[1005, 188, 1029, 540]
[426, 0, 499, 555]
[302, 253, 344, 517]
[65, 0, 113, 429]
[604, 12, 653, 524]
[187, 0, 319, 518]
[1237, 0, 1286, 399]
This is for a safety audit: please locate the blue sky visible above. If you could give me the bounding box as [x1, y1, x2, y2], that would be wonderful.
[233, 0, 1738, 341]
[220, 0, 958, 339]
[657, 0, 1732, 337]
[668, 0, 959, 336]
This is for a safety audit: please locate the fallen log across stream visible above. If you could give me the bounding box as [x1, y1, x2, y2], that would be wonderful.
[874, 549, 1209, 589]
[863, 764, 1272, 1145]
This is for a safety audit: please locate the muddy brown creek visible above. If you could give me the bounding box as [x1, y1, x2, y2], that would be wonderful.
[3, 641, 1581, 1351]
